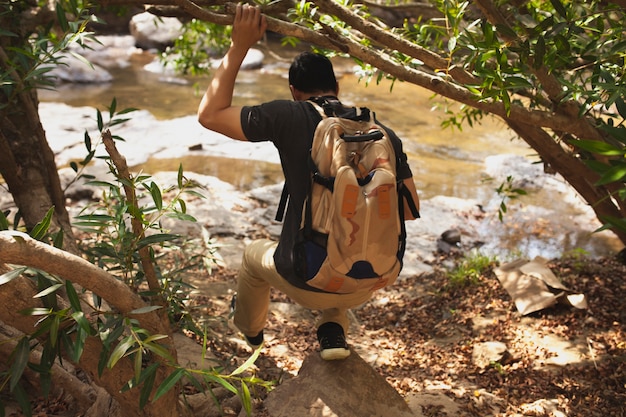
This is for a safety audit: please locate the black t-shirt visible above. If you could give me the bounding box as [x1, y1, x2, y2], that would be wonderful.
[240, 97, 412, 289]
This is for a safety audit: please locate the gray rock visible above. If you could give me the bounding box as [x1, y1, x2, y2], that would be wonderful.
[129, 12, 183, 50]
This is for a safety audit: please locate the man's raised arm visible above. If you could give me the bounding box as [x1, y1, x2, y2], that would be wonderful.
[197, 4, 267, 141]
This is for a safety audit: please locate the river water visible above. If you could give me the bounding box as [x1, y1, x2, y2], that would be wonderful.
[39, 50, 623, 258]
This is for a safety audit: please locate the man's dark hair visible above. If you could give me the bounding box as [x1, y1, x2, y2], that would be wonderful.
[289, 52, 337, 94]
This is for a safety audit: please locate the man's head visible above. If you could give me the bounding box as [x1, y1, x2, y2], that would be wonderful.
[289, 52, 338, 100]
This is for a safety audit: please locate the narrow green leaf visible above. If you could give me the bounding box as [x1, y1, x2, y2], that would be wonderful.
[11, 381, 32, 417]
[0, 267, 27, 286]
[20, 307, 52, 316]
[241, 381, 252, 415]
[0, 209, 8, 230]
[129, 305, 163, 315]
[134, 349, 143, 381]
[139, 363, 159, 409]
[70, 161, 79, 172]
[177, 164, 184, 189]
[615, 98, 626, 120]
[136, 233, 180, 249]
[205, 374, 238, 394]
[49, 315, 61, 348]
[447, 36, 457, 52]
[55, 2, 69, 31]
[165, 212, 197, 222]
[33, 283, 63, 299]
[596, 164, 626, 185]
[108, 336, 135, 368]
[109, 97, 117, 118]
[30, 207, 55, 240]
[152, 368, 186, 402]
[549, 0, 567, 18]
[150, 182, 163, 211]
[571, 139, 624, 156]
[534, 36, 545, 68]
[230, 346, 262, 376]
[66, 281, 82, 312]
[10, 338, 31, 391]
[97, 109, 104, 131]
[84, 131, 92, 151]
[144, 342, 176, 363]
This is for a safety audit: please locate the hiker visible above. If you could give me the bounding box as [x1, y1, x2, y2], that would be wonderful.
[197, 4, 419, 360]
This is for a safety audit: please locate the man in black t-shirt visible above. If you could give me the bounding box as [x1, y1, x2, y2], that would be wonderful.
[198, 4, 418, 360]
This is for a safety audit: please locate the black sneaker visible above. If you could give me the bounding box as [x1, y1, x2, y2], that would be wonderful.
[317, 322, 350, 360]
[244, 330, 264, 350]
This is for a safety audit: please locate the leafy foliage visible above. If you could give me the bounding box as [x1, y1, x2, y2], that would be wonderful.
[447, 250, 496, 287]
[0, 1, 101, 108]
[161, 18, 232, 76]
[0, 101, 270, 416]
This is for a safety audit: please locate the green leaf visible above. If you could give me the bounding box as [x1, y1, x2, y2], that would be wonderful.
[136, 233, 180, 249]
[139, 363, 159, 408]
[144, 341, 176, 363]
[241, 381, 252, 415]
[33, 283, 63, 299]
[230, 346, 261, 376]
[615, 97, 626, 120]
[550, 0, 568, 18]
[0, 267, 27, 286]
[10, 337, 31, 391]
[108, 335, 135, 368]
[11, 381, 32, 417]
[55, 2, 69, 32]
[152, 368, 186, 402]
[177, 164, 184, 189]
[165, 212, 197, 222]
[150, 182, 163, 211]
[534, 36, 545, 68]
[129, 305, 163, 315]
[596, 164, 626, 185]
[84, 131, 92, 151]
[30, 207, 55, 240]
[66, 281, 82, 312]
[0, 209, 8, 230]
[571, 139, 624, 156]
[134, 349, 143, 381]
[205, 373, 238, 394]
[97, 109, 104, 131]
[109, 97, 117, 118]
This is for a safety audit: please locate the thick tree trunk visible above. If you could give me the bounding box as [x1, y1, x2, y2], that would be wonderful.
[0, 89, 77, 252]
[0, 233, 184, 417]
[0, 4, 77, 252]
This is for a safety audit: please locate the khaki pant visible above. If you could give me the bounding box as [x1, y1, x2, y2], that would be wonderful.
[233, 239, 375, 338]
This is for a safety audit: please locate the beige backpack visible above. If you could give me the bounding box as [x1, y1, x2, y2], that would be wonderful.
[280, 100, 418, 293]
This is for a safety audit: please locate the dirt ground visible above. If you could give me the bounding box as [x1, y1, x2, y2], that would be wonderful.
[5, 253, 626, 417]
[187, 252, 626, 417]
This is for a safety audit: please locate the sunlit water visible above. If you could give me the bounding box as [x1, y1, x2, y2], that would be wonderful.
[39, 51, 622, 257]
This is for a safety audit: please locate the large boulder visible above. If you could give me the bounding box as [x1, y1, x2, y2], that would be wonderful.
[129, 12, 183, 50]
[263, 350, 418, 417]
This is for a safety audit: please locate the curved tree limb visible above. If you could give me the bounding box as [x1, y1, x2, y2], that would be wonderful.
[0, 231, 164, 333]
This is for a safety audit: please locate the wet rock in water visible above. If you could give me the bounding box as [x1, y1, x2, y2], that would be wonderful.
[129, 12, 183, 50]
[437, 228, 462, 254]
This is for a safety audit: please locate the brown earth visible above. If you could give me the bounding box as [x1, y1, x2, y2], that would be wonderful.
[188, 252, 626, 417]
[5, 253, 626, 417]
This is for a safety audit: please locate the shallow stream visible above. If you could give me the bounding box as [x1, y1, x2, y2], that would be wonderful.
[39, 51, 622, 258]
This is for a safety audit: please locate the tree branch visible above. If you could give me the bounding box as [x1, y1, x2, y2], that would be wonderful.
[102, 130, 161, 295]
